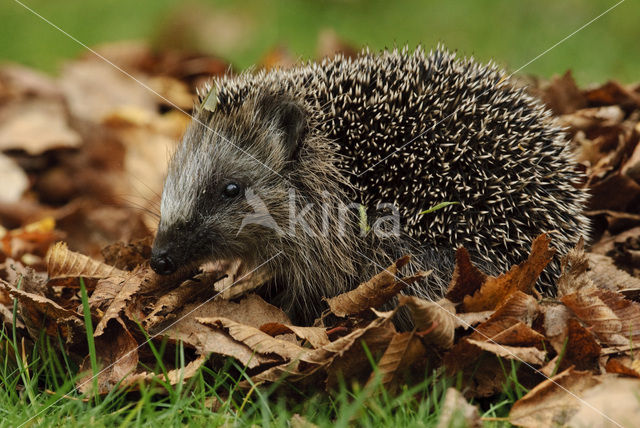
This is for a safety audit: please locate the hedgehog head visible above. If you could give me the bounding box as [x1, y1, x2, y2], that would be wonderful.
[150, 88, 309, 275]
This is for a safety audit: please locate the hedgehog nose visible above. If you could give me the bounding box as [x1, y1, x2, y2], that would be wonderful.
[150, 252, 176, 275]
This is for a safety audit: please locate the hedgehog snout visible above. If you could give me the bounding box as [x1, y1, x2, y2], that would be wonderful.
[150, 248, 177, 275]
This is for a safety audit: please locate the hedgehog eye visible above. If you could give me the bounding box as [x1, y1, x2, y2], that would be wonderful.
[222, 183, 241, 198]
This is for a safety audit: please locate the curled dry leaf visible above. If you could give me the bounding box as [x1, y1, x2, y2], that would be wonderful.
[562, 288, 640, 346]
[302, 311, 396, 366]
[465, 339, 546, 365]
[400, 295, 456, 349]
[540, 70, 586, 115]
[509, 368, 600, 428]
[364, 330, 427, 390]
[556, 318, 601, 373]
[559, 105, 625, 130]
[199, 317, 307, 361]
[253, 311, 397, 385]
[260, 323, 329, 348]
[93, 266, 147, 337]
[444, 293, 543, 375]
[213, 264, 274, 300]
[0, 278, 82, 335]
[46, 242, 126, 280]
[445, 247, 487, 303]
[446, 320, 548, 374]
[556, 237, 593, 297]
[454, 310, 494, 330]
[584, 80, 640, 109]
[481, 291, 540, 329]
[325, 320, 397, 390]
[142, 270, 224, 330]
[436, 388, 481, 428]
[325, 255, 424, 317]
[161, 295, 290, 369]
[605, 358, 640, 378]
[462, 234, 555, 312]
[123, 354, 208, 390]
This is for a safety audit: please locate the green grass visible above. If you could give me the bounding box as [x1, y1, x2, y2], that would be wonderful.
[1, 0, 638, 85]
[0, 288, 525, 427]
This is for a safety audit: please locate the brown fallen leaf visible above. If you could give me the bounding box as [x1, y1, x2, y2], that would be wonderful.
[301, 311, 396, 367]
[0, 278, 83, 340]
[259, 323, 329, 348]
[290, 413, 319, 428]
[584, 80, 640, 110]
[556, 237, 593, 296]
[588, 253, 640, 292]
[161, 295, 289, 369]
[559, 105, 625, 131]
[540, 70, 587, 115]
[542, 303, 573, 353]
[400, 295, 456, 349]
[59, 59, 158, 122]
[123, 354, 208, 390]
[100, 237, 153, 271]
[142, 270, 224, 330]
[555, 318, 601, 373]
[562, 288, 640, 346]
[462, 234, 555, 312]
[454, 310, 494, 330]
[199, 317, 307, 361]
[445, 293, 543, 375]
[325, 321, 397, 390]
[509, 368, 600, 427]
[171, 317, 277, 369]
[465, 340, 546, 365]
[77, 321, 139, 395]
[490, 291, 540, 325]
[436, 387, 481, 428]
[588, 173, 640, 212]
[605, 358, 640, 378]
[0, 153, 29, 204]
[445, 247, 488, 303]
[364, 330, 427, 390]
[0, 98, 81, 154]
[252, 312, 398, 386]
[325, 255, 425, 317]
[567, 376, 640, 428]
[46, 242, 127, 281]
[94, 266, 147, 337]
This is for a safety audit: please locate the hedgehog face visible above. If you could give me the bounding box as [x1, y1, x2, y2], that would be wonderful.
[150, 93, 307, 276]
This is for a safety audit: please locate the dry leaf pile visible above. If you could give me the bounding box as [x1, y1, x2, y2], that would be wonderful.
[2, 41, 640, 427]
[2, 232, 640, 426]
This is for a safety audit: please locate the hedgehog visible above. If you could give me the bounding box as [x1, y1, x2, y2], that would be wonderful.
[150, 47, 590, 325]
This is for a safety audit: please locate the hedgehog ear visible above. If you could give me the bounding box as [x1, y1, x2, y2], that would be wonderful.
[281, 102, 307, 159]
[262, 97, 306, 159]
